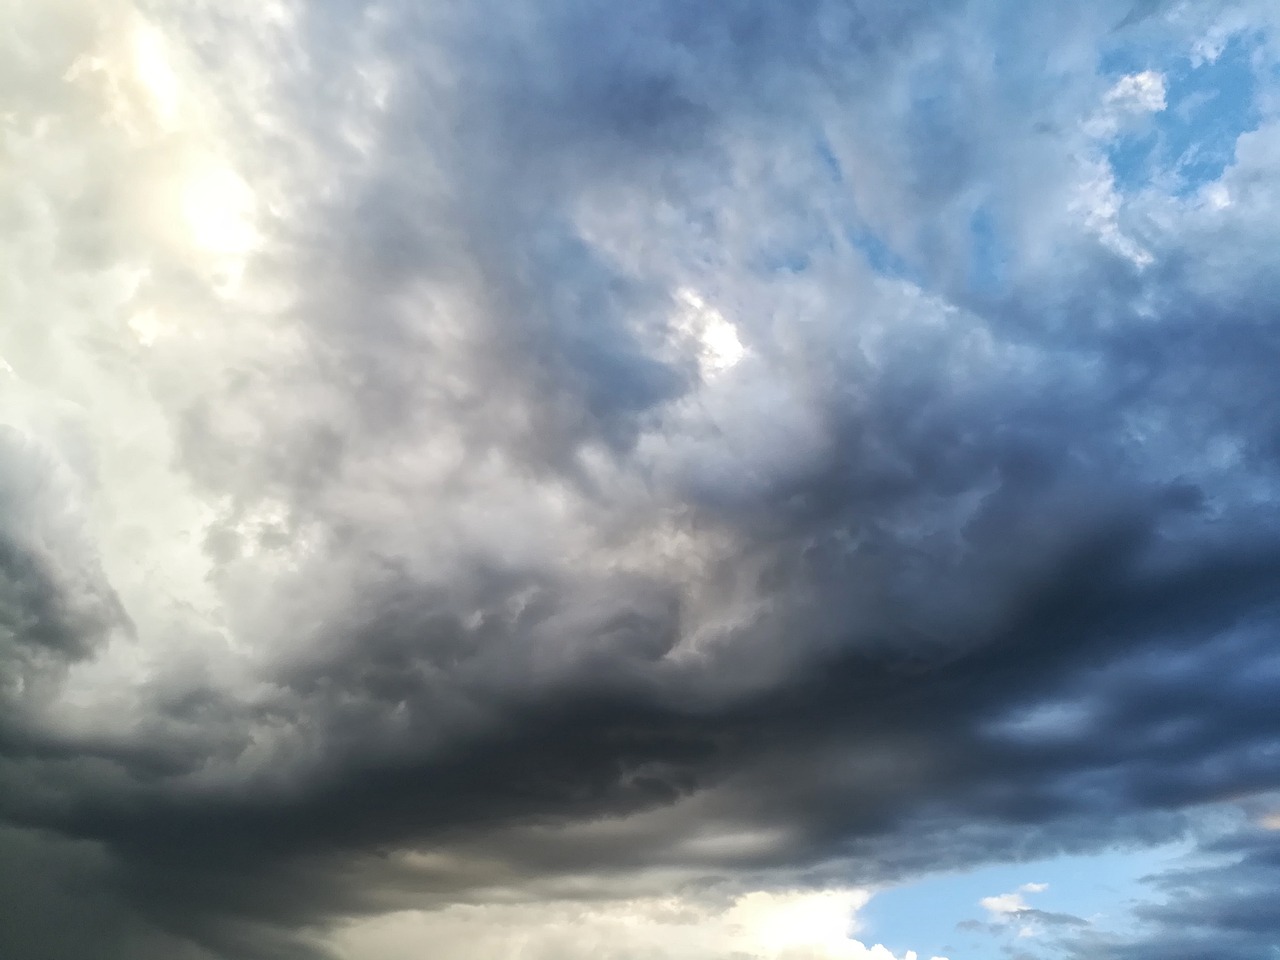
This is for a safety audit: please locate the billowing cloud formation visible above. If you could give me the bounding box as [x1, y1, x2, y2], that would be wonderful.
[4, 0, 1280, 957]
[332, 887, 951, 960]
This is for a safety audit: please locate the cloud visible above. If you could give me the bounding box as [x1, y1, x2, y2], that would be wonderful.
[975, 881, 1087, 947]
[980, 885, 1047, 919]
[3, 0, 1280, 957]
[1059, 813, 1280, 959]
[331, 888, 951, 960]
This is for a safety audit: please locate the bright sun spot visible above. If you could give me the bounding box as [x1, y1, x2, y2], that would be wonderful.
[131, 21, 180, 126]
[128, 17, 260, 289]
[182, 163, 258, 256]
[673, 288, 745, 377]
[732, 889, 869, 954]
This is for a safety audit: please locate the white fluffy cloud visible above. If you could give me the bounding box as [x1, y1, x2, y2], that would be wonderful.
[333, 888, 946, 960]
[979, 882, 1048, 919]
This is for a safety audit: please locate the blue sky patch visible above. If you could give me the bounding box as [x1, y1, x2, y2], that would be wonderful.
[1107, 33, 1262, 195]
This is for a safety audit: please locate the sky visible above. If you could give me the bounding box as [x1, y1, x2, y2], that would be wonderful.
[3, 1, 1280, 958]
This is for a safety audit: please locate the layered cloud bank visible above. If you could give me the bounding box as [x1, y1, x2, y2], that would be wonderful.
[3, 1, 1280, 958]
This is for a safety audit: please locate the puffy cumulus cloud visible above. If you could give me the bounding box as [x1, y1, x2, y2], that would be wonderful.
[979, 882, 1050, 919]
[5, 0, 1280, 957]
[969, 881, 1086, 949]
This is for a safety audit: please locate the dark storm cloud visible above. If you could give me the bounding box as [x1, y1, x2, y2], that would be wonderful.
[5, 0, 1280, 957]
[14, 511, 1280, 955]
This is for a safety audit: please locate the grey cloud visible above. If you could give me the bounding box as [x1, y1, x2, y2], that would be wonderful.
[1014, 908, 1088, 927]
[0, 430, 129, 705]
[1060, 822, 1280, 959]
[5, 0, 1280, 957]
